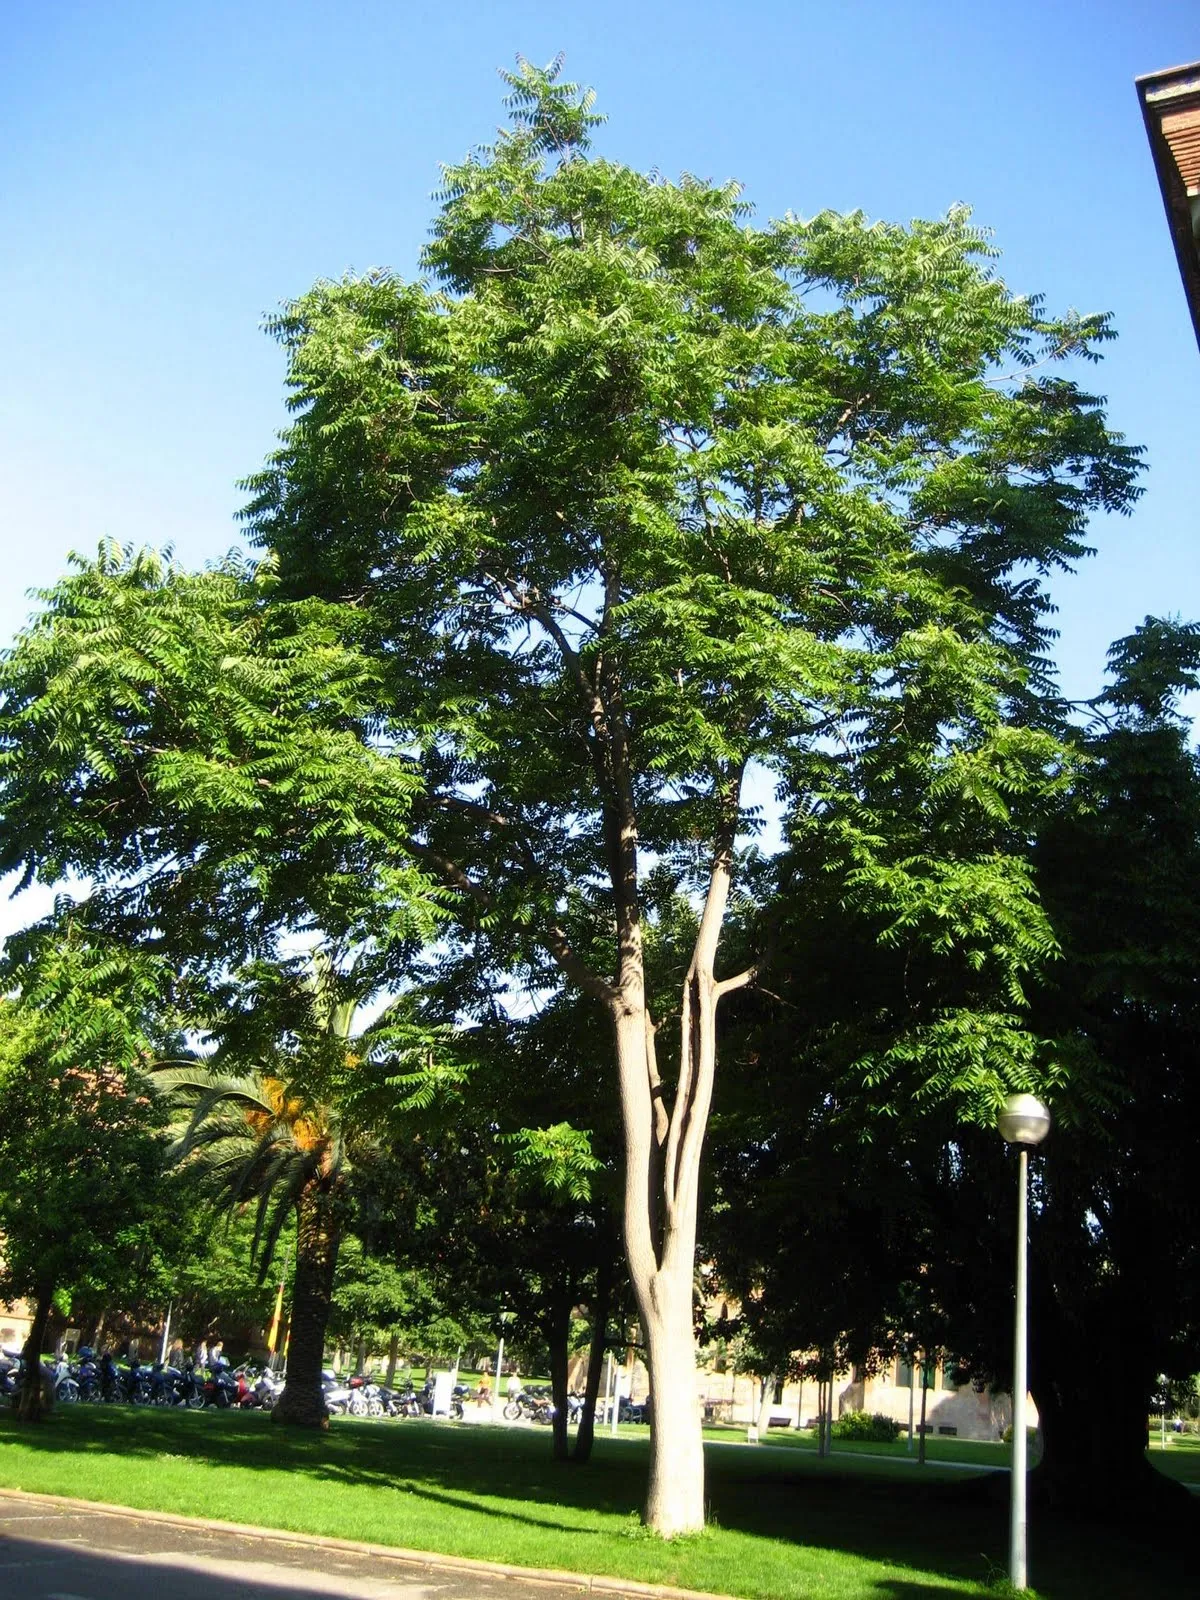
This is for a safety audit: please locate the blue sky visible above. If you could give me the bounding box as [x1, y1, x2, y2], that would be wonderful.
[1, 1, 1196, 807]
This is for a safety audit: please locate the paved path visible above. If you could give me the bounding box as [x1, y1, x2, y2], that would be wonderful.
[0, 1499, 592, 1600]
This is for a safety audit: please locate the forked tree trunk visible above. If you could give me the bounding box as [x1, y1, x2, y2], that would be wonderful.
[273, 1182, 341, 1429]
[573, 1253, 613, 1463]
[16, 1284, 55, 1423]
[607, 802, 746, 1535]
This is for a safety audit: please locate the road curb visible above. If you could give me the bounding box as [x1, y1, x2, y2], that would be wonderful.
[0, 1486, 740, 1600]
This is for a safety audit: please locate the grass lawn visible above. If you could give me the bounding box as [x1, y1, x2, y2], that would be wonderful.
[1147, 1434, 1200, 1487]
[0, 1406, 1192, 1599]
[703, 1427, 1017, 1471]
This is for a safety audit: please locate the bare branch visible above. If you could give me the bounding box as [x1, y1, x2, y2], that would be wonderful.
[714, 965, 757, 1001]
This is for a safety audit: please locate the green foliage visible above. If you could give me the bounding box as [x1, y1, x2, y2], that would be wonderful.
[0, 959, 172, 1318]
[1101, 616, 1200, 723]
[0, 547, 437, 966]
[240, 62, 1139, 1117]
[504, 1122, 603, 1203]
[831, 1411, 902, 1443]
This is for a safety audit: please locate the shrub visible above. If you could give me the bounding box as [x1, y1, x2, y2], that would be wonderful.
[1001, 1424, 1039, 1446]
[830, 1410, 901, 1443]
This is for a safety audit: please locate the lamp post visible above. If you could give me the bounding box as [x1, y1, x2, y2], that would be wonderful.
[997, 1092, 1051, 1592]
[492, 1308, 514, 1424]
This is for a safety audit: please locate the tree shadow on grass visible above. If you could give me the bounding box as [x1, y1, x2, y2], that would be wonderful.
[0, 1409, 1194, 1600]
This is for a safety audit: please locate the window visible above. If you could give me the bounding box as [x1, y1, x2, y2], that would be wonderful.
[941, 1362, 962, 1391]
[937, 1425, 958, 1436]
[773, 1377, 784, 1405]
[896, 1359, 912, 1388]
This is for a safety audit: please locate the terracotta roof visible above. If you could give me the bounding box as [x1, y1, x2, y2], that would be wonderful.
[1137, 60, 1200, 352]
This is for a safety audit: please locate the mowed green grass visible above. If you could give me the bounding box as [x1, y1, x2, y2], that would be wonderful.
[0, 1406, 1192, 1599]
[703, 1426, 1019, 1469]
[1147, 1434, 1200, 1486]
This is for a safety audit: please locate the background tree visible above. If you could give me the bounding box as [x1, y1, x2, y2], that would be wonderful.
[0, 545, 434, 986]
[159, 949, 462, 1427]
[240, 59, 1140, 1531]
[0, 934, 173, 1420]
[1018, 618, 1200, 1509]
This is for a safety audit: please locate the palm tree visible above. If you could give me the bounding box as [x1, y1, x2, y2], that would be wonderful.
[159, 950, 452, 1427]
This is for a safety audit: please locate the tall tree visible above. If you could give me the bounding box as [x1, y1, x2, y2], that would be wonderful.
[1019, 618, 1200, 1508]
[241, 60, 1139, 1530]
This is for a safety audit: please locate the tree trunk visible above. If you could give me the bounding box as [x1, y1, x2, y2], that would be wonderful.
[603, 746, 743, 1532]
[385, 1333, 399, 1391]
[547, 1295, 572, 1464]
[918, 1360, 929, 1466]
[16, 1284, 56, 1423]
[273, 1182, 340, 1429]
[573, 1253, 613, 1463]
[355, 1337, 367, 1376]
[614, 998, 705, 1534]
[1023, 1254, 1189, 1518]
[754, 1372, 779, 1440]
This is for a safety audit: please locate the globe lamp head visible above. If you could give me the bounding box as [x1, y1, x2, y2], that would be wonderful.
[997, 1092, 1051, 1147]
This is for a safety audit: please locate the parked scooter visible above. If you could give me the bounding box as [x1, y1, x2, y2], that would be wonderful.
[203, 1357, 239, 1409]
[322, 1370, 352, 1416]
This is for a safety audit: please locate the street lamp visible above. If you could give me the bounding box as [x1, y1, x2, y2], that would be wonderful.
[492, 1308, 515, 1424]
[997, 1092, 1051, 1592]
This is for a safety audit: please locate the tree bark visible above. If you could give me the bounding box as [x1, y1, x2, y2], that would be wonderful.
[609, 824, 744, 1532]
[546, 1294, 572, 1463]
[918, 1359, 929, 1466]
[542, 640, 744, 1530]
[16, 1284, 55, 1423]
[573, 1253, 613, 1463]
[754, 1372, 779, 1439]
[385, 1333, 399, 1391]
[273, 1182, 341, 1429]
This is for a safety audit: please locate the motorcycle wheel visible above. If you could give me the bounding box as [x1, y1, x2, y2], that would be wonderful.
[502, 1401, 521, 1421]
[55, 1379, 79, 1404]
[186, 1388, 206, 1410]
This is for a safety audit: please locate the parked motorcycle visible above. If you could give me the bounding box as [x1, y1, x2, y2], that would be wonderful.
[203, 1358, 239, 1409]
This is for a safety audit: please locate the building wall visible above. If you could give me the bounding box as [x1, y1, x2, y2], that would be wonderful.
[614, 1354, 1032, 1444]
[0, 1300, 33, 1352]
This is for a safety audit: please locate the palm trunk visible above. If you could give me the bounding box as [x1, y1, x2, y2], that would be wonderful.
[273, 1182, 341, 1429]
[17, 1284, 55, 1423]
[573, 1253, 613, 1463]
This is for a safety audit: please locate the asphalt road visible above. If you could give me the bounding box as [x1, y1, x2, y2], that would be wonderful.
[0, 1499, 590, 1600]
